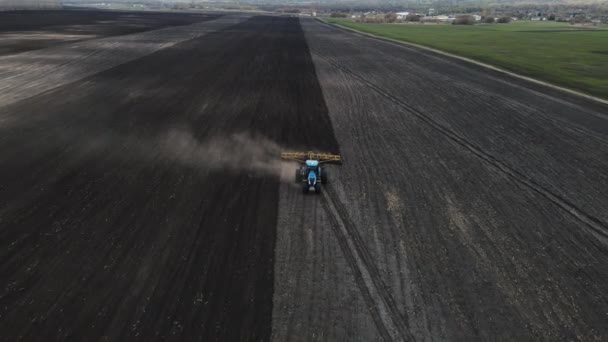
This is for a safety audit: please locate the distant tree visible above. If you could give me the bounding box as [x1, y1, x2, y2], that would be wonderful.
[548, 14, 556, 20]
[453, 14, 476, 25]
[384, 13, 398, 23]
[484, 16, 495, 23]
[330, 12, 347, 18]
[406, 14, 421, 22]
[360, 16, 383, 23]
[570, 15, 589, 25]
[497, 16, 511, 23]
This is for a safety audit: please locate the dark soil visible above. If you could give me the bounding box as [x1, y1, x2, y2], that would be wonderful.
[0, 15, 337, 341]
[2, 10, 608, 342]
[0, 10, 219, 56]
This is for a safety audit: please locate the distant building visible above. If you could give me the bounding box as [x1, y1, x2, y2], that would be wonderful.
[473, 15, 481, 21]
[423, 15, 453, 22]
[396, 12, 410, 20]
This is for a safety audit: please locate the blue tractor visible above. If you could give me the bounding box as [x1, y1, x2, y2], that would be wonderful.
[281, 151, 342, 194]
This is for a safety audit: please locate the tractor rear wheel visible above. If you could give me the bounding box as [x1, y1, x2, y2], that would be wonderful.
[321, 170, 329, 184]
[302, 184, 309, 194]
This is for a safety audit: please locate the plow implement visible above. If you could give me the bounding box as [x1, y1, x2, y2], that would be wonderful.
[280, 151, 342, 165]
[281, 151, 342, 194]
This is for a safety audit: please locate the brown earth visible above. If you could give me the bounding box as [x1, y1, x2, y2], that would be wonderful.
[1, 10, 608, 342]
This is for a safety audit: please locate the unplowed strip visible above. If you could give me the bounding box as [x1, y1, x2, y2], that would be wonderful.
[311, 49, 608, 243]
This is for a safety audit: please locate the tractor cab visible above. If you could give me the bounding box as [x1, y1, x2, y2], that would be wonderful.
[305, 160, 319, 175]
[305, 160, 320, 187]
[280, 151, 342, 195]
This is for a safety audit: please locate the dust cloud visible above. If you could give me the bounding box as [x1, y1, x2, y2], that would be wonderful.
[160, 129, 299, 182]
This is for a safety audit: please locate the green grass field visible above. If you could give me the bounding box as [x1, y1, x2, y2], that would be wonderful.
[326, 18, 608, 100]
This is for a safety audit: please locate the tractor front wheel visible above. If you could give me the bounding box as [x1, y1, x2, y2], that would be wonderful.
[314, 184, 321, 194]
[295, 169, 301, 183]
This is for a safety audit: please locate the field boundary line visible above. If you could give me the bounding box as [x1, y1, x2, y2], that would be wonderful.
[316, 19, 608, 107]
[311, 48, 608, 244]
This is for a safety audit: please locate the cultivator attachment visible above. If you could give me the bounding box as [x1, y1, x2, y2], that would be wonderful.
[282, 151, 341, 195]
[280, 151, 342, 165]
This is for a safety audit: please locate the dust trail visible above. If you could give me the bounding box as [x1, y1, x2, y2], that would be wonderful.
[6, 125, 301, 183]
[160, 129, 299, 183]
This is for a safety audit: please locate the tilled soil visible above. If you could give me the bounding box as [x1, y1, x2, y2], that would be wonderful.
[0, 14, 250, 107]
[0, 15, 337, 341]
[0, 10, 219, 56]
[1, 11, 608, 342]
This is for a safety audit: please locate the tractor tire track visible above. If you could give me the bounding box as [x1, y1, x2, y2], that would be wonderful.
[304, 17, 608, 340]
[321, 186, 412, 342]
[322, 18, 608, 135]
[310, 49, 608, 244]
[435, 77, 608, 145]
